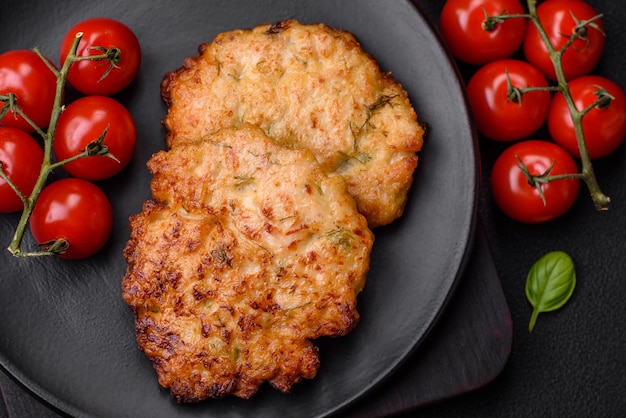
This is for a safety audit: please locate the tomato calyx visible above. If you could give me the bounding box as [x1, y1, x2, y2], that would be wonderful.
[50, 124, 121, 170]
[531, 10, 604, 79]
[0, 92, 42, 136]
[83, 125, 118, 160]
[516, 155, 552, 206]
[83, 45, 122, 83]
[77, 125, 120, 163]
[37, 238, 70, 256]
[487, 4, 604, 63]
[516, 155, 581, 207]
[0, 47, 61, 135]
[554, 12, 606, 68]
[505, 70, 523, 104]
[504, 69, 557, 105]
[587, 86, 614, 111]
[519, 154, 552, 189]
[69, 31, 123, 85]
[0, 92, 18, 122]
[482, 7, 519, 31]
[569, 11, 605, 43]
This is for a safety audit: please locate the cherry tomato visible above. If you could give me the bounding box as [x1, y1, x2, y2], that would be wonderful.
[0, 50, 57, 131]
[29, 178, 113, 259]
[467, 59, 551, 141]
[548, 76, 626, 160]
[523, 0, 604, 81]
[440, 0, 527, 65]
[0, 127, 44, 212]
[59, 17, 141, 95]
[53, 95, 137, 181]
[491, 140, 580, 223]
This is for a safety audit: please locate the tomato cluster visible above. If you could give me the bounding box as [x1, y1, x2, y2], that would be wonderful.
[440, 0, 625, 223]
[0, 17, 141, 258]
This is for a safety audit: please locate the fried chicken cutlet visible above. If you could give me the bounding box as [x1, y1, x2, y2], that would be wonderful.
[121, 125, 374, 401]
[161, 20, 425, 228]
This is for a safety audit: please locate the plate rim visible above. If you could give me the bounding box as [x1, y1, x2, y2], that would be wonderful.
[326, 1, 480, 414]
[0, 1, 479, 417]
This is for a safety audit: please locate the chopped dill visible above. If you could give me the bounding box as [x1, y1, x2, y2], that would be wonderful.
[209, 140, 232, 149]
[337, 150, 372, 166]
[253, 241, 273, 256]
[368, 94, 399, 113]
[349, 94, 399, 150]
[247, 150, 275, 165]
[227, 71, 242, 81]
[283, 301, 312, 312]
[233, 174, 255, 186]
[324, 226, 353, 248]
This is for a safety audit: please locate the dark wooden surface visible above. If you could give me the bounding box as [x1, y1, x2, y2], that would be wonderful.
[344, 226, 512, 417]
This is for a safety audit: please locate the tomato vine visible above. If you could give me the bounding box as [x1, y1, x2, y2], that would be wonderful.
[486, 0, 611, 211]
[0, 33, 118, 257]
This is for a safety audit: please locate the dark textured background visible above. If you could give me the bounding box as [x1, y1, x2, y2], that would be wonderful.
[414, 0, 626, 417]
[2, 0, 625, 417]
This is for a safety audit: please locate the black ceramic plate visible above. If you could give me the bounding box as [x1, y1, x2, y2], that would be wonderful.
[0, 1, 477, 417]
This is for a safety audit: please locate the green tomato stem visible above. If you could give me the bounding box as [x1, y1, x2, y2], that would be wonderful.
[483, 2, 609, 210]
[525, 0, 610, 210]
[0, 162, 28, 205]
[7, 33, 85, 257]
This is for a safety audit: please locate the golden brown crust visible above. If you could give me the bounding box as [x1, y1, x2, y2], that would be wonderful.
[160, 20, 424, 227]
[122, 125, 373, 401]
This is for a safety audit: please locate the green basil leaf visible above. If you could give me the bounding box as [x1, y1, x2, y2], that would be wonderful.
[525, 251, 576, 333]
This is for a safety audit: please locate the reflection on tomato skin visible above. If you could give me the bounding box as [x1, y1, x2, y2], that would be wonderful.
[29, 178, 113, 259]
[491, 140, 580, 224]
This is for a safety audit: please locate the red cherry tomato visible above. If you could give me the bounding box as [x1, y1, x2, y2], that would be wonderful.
[0, 50, 57, 131]
[548, 75, 626, 160]
[29, 178, 113, 259]
[491, 140, 580, 223]
[440, 0, 527, 65]
[0, 127, 44, 212]
[523, 0, 604, 81]
[467, 59, 551, 141]
[59, 17, 141, 95]
[53, 95, 137, 181]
